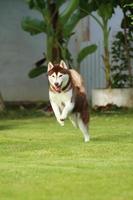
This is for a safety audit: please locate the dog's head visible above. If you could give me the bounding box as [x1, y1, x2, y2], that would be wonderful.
[47, 60, 70, 92]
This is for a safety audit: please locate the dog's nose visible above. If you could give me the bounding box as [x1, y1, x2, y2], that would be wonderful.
[55, 82, 59, 87]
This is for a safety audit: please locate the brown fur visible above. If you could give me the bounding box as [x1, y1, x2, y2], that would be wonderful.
[48, 64, 71, 76]
[69, 69, 86, 93]
[69, 69, 89, 125]
[72, 86, 89, 125]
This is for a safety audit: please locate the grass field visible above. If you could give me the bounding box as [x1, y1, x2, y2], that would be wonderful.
[0, 110, 133, 200]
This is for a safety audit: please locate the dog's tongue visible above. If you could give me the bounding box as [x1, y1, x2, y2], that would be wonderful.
[55, 86, 61, 92]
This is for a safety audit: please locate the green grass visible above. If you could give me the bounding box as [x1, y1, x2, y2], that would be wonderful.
[0, 110, 133, 200]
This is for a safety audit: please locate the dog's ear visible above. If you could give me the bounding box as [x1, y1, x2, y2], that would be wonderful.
[60, 60, 68, 69]
[48, 62, 54, 72]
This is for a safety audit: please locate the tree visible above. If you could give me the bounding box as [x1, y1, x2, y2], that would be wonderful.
[21, 0, 97, 77]
[0, 93, 5, 112]
[111, 31, 133, 88]
[120, 1, 133, 86]
[91, 3, 114, 88]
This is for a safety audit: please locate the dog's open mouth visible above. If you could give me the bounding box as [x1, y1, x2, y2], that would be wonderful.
[54, 84, 62, 92]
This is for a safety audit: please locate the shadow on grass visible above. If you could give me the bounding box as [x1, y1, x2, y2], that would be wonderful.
[0, 109, 46, 120]
[93, 133, 133, 143]
[0, 124, 18, 131]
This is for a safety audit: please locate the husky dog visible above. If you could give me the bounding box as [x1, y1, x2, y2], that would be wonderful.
[47, 60, 90, 142]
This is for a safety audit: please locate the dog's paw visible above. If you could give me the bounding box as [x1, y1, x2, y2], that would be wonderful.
[57, 119, 64, 126]
[84, 136, 90, 143]
[59, 121, 64, 126]
[60, 118, 65, 121]
[60, 113, 67, 121]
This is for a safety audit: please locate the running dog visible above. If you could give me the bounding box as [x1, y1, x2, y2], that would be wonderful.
[47, 60, 90, 142]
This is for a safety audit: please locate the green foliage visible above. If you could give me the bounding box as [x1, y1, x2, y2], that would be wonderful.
[26, 0, 46, 10]
[98, 3, 113, 22]
[124, 3, 133, 25]
[28, 65, 47, 78]
[60, 0, 79, 24]
[91, 2, 114, 88]
[110, 1, 133, 88]
[22, 0, 76, 77]
[63, 10, 81, 39]
[77, 44, 97, 63]
[22, 0, 97, 77]
[28, 56, 48, 78]
[111, 31, 133, 88]
[21, 17, 47, 35]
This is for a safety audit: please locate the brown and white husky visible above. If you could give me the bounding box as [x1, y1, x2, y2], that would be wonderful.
[47, 60, 90, 142]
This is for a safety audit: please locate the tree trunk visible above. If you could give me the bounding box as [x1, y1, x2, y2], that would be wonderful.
[47, 1, 62, 63]
[103, 23, 111, 88]
[0, 92, 5, 112]
[103, 47, 111, 88]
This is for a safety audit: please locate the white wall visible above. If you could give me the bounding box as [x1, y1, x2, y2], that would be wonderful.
[0, 0, 49, 101]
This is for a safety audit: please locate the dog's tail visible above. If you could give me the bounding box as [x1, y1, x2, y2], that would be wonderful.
[81, 97, 89, 125]
[73, 90, 89, 125]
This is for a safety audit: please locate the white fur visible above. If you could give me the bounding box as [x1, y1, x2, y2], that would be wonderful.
[77, 114, 90, 142]
[49, 89, 74, 126]
[60, 60, 68, 69]
[69, 113, 90, 142]
[48, 62, 54, 71]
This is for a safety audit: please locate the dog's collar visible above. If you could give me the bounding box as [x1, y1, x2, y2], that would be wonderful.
[50, 79, 72, 93]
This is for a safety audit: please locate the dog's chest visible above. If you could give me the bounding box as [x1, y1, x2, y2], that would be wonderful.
[49, 89, 72, 105]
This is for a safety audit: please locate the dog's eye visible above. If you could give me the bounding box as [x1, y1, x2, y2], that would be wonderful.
[52, 75, 55, 78]
[59, 74, 63, 77]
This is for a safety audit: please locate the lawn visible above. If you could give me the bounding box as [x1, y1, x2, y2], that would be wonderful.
[0, 110, 133, 200]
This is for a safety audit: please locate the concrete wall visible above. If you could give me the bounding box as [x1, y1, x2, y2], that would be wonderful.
[0, 0, 49, 101]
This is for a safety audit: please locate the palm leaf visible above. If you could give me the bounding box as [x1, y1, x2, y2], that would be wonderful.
[56, 0, 68, 8]
[60, 0, 79, 23]
[21, 17, 47, 35]
[28, 65, 47, 78]
[26, 0, 35, 9]
[77, 44, 97, 63]
[63, 10, 81, 38]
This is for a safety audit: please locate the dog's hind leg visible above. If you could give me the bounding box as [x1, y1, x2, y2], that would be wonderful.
[77, 115, 90, 142]
[69, 113, 78, 128]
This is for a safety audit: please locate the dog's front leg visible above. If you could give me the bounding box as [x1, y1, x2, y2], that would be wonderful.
[50, 101, 64, 126]
[60, 102, 74, 121]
